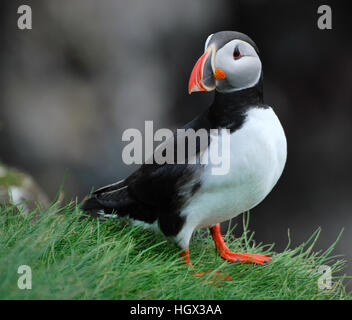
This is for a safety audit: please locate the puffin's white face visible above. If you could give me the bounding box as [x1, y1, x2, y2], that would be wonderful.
[214, 39, 262, 92]
[188, 35, 262, 94]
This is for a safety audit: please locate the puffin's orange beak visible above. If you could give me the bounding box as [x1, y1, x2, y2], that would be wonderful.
[188, 44, 216, 94]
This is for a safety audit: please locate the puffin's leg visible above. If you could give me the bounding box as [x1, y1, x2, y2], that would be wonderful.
[175, 227, 200, 270]
[176, 225, 231, 280]
[210, 224, 271, 265]
[179, 249, 193, 268]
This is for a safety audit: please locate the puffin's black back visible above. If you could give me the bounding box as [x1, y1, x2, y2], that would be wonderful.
[81, 112, 213, 236]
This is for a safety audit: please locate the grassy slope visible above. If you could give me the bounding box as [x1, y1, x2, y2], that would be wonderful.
[0, 202, 350, 300]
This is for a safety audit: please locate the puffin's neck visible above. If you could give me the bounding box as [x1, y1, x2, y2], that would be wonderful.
[208, 78, 265, 131]
[212, 80, 264, 111]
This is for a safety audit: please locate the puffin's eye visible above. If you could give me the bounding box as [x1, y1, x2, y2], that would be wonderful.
[233, 47, 241, 60]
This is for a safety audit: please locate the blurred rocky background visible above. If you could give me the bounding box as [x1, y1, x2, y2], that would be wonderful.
[1, 0, 351, 280]
[0, 162, 49, 216]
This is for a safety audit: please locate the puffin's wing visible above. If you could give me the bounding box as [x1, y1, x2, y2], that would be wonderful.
[84, 111, 212, 213]
[93, 179, 125, 195]
[123, 111, 212, 207]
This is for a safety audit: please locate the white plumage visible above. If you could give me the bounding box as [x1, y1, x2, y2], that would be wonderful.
[175, 107, 287, 248]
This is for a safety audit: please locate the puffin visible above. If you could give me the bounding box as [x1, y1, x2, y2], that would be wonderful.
[81, 31, 287, 270]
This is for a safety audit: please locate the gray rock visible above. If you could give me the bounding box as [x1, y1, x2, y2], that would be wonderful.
[0, 162, 50, 216]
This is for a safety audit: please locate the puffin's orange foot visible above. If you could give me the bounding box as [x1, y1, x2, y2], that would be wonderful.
[221, 251, 272, 265]
[210, 224, 272, 265]
[191, 269, 232, 287]
[180, 250, 232, 285]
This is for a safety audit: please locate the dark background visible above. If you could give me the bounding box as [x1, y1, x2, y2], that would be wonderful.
[1, 1, 351, 281]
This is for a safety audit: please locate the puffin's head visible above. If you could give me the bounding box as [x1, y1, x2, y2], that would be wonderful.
[188, 31, 262, 94]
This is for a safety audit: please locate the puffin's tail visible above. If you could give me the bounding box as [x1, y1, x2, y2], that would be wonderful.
[80, 179, 127, 218]
[80, 196, 118, 218]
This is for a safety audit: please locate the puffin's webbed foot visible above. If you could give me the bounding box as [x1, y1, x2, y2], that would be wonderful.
[210, 224, 272, 265]
[179, 249, 232, 283]
[219, 251, 271, 265]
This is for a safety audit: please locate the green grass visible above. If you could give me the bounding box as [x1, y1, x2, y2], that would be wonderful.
[0, 202, 350, 300]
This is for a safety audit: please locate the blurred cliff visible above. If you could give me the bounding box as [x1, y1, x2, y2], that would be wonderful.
[1, 1, 352, 277]
[0, 162, 49, 216]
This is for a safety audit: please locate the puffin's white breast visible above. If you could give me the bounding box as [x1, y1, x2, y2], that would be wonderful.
[180, 106, 287, 229]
